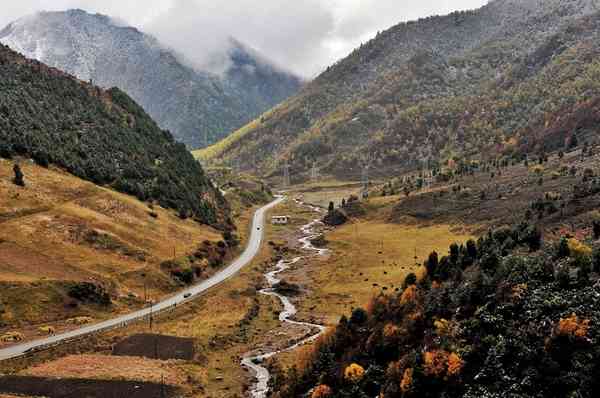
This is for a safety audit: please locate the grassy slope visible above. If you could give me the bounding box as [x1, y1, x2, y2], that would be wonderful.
[0, 199, 289, 397]
[0, 160, 222, 335]
[0, 43, 226, 226]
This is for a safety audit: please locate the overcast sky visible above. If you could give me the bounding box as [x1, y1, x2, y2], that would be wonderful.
[1, 0, 488, 77]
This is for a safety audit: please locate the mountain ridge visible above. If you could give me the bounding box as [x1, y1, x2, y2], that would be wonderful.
[198, 0, 600, 182]
[0, 9, 302, 149]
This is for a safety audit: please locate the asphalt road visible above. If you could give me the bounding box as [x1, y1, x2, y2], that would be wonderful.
[0, 195, 284, 361]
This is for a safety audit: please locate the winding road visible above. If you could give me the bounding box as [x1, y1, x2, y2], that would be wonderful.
[0, 195, 285, 361]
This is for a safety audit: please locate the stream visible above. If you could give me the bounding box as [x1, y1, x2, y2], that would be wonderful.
[241, 200, 328, 397]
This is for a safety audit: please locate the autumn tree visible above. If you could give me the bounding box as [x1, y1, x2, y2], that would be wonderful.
[311, 384, 333, 398]
[344, 363, 365, 383]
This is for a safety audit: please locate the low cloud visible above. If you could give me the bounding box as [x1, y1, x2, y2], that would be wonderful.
[0, 0, 488, 77]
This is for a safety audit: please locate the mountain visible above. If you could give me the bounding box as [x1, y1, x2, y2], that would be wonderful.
[0, 9, 302, 149]
[197, 0, 600, 182]
[0, 43, 228, 227]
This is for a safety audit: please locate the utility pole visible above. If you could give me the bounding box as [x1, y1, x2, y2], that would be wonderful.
[149, 300, 153, 331]
[362, 165, 369, 190]
[160, 374, 165, 398]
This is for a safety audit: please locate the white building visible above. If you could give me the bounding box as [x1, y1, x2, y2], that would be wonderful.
[271, 215, 290, 225]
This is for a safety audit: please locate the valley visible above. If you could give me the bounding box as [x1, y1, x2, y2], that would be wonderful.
[2, 1, 600, 397]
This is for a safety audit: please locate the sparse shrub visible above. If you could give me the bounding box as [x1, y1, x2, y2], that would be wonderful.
[67, 282, 111, 306]
[556, 313, 590, 339]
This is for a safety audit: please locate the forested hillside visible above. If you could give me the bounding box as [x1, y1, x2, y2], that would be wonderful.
[0, 43, 228, 227]
[198, 0, 600, 182]
[0, 10, 302, 149]
[274, 219, 600, 397]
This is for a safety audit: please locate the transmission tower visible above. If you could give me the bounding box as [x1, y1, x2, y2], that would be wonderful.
[283, 160, 291, 188]
[358, 153, 373, 200]
[311, 161, 319, 183]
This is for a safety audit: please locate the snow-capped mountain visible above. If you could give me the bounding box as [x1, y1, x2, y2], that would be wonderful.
[0, 9, 302, 149]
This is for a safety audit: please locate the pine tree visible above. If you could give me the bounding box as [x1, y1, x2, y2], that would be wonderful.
[13, 164, 24, 187]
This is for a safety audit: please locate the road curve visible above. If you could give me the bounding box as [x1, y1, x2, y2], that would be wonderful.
[0, 195, 285, 361]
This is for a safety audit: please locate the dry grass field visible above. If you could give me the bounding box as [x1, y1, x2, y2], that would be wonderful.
[0, 159, 224, 336]
[20, 354, 189, 386]
[297, 220, 473, 325]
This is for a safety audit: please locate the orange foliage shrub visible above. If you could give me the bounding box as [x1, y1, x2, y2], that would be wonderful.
[400, 285, 418, 305]
[423, 350, 464, 378]
[447, 353, 465, 376]
[424, 350, 448, 377]
[383, 323, 400, 339]
[312, 384, 333, 398]
[400, 368, 414, 393]
[556, 313, 590, 338]
[511, 283, 528, 301]
[344, 363, 365, 383]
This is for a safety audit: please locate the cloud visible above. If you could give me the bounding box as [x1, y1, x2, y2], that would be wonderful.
[0, 0, 488, 77]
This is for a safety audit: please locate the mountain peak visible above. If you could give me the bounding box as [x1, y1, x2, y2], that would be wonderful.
[0, 10, 301, 149]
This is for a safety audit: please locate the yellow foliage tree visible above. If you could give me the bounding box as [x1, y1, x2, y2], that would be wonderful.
[567, 238, 592, 259]
[434, 319, 450, 337]
[344, 363, 365, 383]
[311, 384, 333, 398]
[400, 368, 413, 394]
[557, 313, 590, 338]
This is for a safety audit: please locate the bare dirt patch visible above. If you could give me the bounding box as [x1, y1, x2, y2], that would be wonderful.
[113, 334, 195, 360]
[0, 376, 180, 398]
